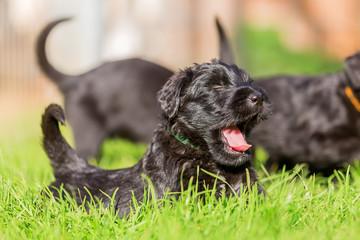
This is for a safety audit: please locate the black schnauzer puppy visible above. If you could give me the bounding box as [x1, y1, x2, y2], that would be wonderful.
[37, 18, 173, 159]
[216, 20, 360, 175]
[252, 53, 360, 175]
[42, 60, 271, 217]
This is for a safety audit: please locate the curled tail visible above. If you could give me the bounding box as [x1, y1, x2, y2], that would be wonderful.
[42, 104, 88, 177]
[37, 18, 77, 92]
[215, 17, 235, 65]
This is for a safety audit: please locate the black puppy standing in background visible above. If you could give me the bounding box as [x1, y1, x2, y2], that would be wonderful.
[254, 54, 360, 175]
[37, 18, 228, 160]
[217, 21, 360, 175]
[37, 18, 173, 160]
[42, 60, 271, 217]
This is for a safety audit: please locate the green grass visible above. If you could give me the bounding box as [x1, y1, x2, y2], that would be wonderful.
[2, 119, 360, 239]
[1, 27, 359, 239]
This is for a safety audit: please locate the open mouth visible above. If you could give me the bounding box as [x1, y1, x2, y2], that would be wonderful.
[221, 118, 255, 154]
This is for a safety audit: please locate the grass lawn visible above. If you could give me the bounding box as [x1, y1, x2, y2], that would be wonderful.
[1, 27, 359, 239]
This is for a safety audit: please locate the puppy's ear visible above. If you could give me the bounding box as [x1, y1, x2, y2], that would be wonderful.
[344, 52, 360, 88]
[157, 69, 192, 119]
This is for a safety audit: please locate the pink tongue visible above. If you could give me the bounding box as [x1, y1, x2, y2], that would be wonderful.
[222, 126, 252, 152]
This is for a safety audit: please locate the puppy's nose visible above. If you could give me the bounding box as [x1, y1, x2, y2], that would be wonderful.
[249, 92, 263, 105]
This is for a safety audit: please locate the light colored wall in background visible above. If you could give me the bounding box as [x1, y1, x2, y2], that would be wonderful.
[23, 0, 240, 73]
[0, 0, 241, 110]
[46, 0, 104, 74]
[102, 0, 241, 70]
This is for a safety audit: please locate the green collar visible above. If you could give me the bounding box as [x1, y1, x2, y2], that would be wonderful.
[167, 127, 200, 150]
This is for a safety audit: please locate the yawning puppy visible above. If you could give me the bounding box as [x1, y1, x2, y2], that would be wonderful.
[42, 60, 271, 217]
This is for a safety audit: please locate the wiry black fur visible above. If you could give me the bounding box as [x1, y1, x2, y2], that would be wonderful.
[216, 20, 360, 175]
[42, 60, 271, 217]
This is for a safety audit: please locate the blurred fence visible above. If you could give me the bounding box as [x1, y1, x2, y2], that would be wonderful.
[0, 0, 240, 109]
[1, 0, 360, 111]
[0, 0, 43, 102]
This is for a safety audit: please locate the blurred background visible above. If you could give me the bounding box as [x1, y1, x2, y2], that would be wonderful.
[0, 0, 359, 128]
